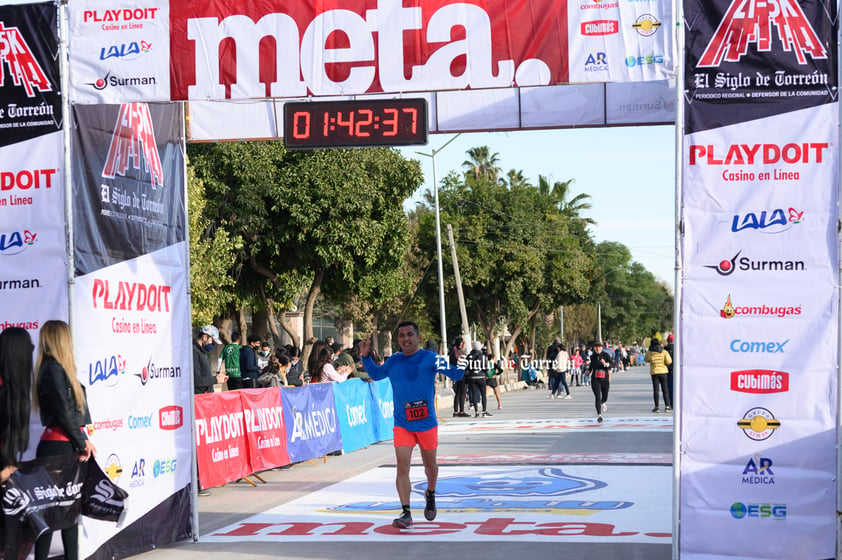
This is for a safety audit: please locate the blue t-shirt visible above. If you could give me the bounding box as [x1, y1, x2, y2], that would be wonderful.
[362, 349, 464, 432]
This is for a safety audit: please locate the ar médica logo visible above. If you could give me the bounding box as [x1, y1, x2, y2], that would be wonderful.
[102, 103, 164, 188]
[698, 0, 827, 67]
[0, 22, 51, 97]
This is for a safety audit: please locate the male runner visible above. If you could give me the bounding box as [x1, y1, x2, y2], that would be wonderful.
[360, 321, 465, 529]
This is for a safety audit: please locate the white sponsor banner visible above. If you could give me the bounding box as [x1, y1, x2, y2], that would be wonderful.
[680, 107, 838, 559]
[0, 130, 67, 333]
[186, 80, 676, 141]
[74, 243, 192, 558]
[68, 0, 171, 104]
[568, 0, 671, 83]
[202, 464, 672, 543]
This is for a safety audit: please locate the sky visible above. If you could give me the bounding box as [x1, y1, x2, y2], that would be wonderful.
[398, 125, 677, 287]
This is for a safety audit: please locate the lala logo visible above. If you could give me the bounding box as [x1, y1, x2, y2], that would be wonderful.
[0, 230, 37, 255]
[102, 103, 164, 188]
[698, 0, 827, 67]
[0, 22, 52, 97]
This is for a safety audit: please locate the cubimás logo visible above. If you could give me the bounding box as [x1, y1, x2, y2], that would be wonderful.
[581, 20, 618, 35]
[719, 294, 801, 319]
[632, 15, 661, 36]
[159, 405, 184, 430]
[737, 407, 780, 441]
[730, 369, 789, 394]
[0, 230, 37, 256]
[730, 502, 786, 520]
[742, 455, 775, 485]
[731, 208, 803, 234]
[88, 354, 126, 386]
[699, 0, 826, 67]
[705, 250, 805, 275]
[0, 22, 52, 97]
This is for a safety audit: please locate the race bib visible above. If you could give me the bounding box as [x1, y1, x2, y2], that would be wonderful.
[595, 371, 606, 379]
[405, 400, 429, 421]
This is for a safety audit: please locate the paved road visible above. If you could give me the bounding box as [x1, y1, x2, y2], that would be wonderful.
[137, 365, 673, 560]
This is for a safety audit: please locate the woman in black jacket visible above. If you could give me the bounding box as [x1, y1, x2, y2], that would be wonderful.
[33, 320, 96, 560]
[0, 327, 34, 483]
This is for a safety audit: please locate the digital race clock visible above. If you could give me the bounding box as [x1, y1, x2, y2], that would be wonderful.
[283, 99, 428, 149]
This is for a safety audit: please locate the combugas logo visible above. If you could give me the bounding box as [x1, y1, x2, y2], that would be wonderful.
[737, 407, 780, 441]
[102, 103, 164, 188]
[699, 0, 826, 67]
[720, 294, 801, 319]
[0, 22, 52, 97]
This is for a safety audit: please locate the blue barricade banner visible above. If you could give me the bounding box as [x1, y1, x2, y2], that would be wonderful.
[332, 379, 378, 453]
[280, 384, 342, 463]
[369, 379, 395, 442]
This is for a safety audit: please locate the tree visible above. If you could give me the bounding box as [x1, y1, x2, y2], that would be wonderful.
[462, 146, 502, 182]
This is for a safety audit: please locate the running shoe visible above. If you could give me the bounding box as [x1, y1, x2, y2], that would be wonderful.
[393, 510, 413, 529]
[652, 407, 660, 413]
[564, 395, 572, 399]
[597, 415, 604, 423]
[602, 403, 607, 412]
[424, 490, 437, 521]
[482, 411, 492, 417]
[665, 406, 673, 412]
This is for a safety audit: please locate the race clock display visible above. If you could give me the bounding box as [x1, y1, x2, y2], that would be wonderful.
[283, 99, 428, 149]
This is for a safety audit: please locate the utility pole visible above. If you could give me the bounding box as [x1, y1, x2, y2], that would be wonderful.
[446, 224, 471, 348]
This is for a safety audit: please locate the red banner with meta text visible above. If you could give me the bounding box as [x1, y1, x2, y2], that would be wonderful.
[194, 392, 251, 489]
[239, 389, 290, 472]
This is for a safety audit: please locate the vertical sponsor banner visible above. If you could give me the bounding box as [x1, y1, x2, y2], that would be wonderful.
[568, 0, 672, 83]
[280, 384, 342, 463]
[71, 102, 191, 558]
[369, 379, 395, 442]
[67, 0, 171, 104]
[333, 379, 378, 453]
[239, 389, 291, 471]
[0, 2, 66, 337]
[680, 0, 838, 558]
[194, 393, 251, 488]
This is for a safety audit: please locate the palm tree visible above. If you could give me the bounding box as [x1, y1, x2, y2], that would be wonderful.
[504, 169, 531, 189]
[538, 175, 594, 223]
[462, 146, 502, 181]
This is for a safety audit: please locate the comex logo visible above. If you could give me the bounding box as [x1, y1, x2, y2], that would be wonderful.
[0, 230, 36, 256]
[730, 502, 786, 520]
[0, 22, 52, 97]
[699, 0, 825, 67]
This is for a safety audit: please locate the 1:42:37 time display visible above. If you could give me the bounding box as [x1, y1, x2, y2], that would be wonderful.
[283, 99, 428, 149]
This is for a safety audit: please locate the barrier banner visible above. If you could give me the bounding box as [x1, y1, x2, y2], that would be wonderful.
[194, 392, 251, 489]
[239, 389, 290, 472]
[281, 384, 342, 463]
[333, 379, 378, 454]
[369, 379, 395, 442]
[0, 1, 67, 338]
[680, 0, 838, 558]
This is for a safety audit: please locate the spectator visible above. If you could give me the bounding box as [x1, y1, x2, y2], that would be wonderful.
[33, 321, 97, 560]
[239, 334, 262, 386]
[0, 327, 33, 483]
[449, 337, 469, 417]
[570, 349, 583, 387]
[257, 341, 272, 370]
[259, 349, 290, 387]
[485, 347, 503, 409]
[333, 342, 356, 376]
[194, 325, 226, 395]
[219, 331, 242, 390]
[349, 340, 372, 381]
[465, 342, 490, 417]
[645, 337, 672, 413]
[664, 334, 675, 404]
[311, 346, 350, 383]
[285, 346, 304, 387]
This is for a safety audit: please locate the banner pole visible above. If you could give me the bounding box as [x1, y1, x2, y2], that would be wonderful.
[58, 0, 74, 328]
[671, 0, 684, 553]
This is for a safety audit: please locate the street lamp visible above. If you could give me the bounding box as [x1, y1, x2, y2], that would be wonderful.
[416, 133, 461, 356]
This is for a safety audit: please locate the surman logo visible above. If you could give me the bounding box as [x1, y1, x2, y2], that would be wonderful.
[0, 22, 52, 97]
[102, 103, 164, 188]
[698, 0, 827, 67]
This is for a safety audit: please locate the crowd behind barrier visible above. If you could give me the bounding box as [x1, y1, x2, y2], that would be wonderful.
[194, 379, 394, 489]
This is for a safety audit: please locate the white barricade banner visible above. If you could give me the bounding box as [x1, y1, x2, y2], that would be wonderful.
[680, 0, 839, 558]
